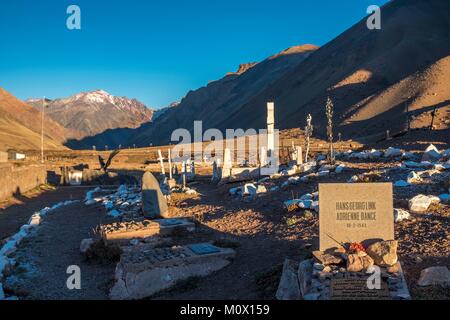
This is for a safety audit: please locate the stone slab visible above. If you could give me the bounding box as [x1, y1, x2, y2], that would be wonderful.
[228, 167, 260, 183]
[101, 218, 195, 244]
[276, 259, 301, 300]
[110, 243, 235, 300]
[319, 183, 394, 252]
[141, 171, 169, 219]
[330, 278, 391, 300]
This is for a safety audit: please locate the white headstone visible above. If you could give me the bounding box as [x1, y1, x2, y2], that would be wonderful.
[296, 146, 303, 165]
[221, 148, 232, 179]
[267, 102, 275, 154]
[223, 148, 232, 168]
[260, 146, 267, 167]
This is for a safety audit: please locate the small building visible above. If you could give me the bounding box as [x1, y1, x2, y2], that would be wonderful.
[0, 151, 7, 163]
[68, 170, 83, 186]
[8, 150, 26, 161]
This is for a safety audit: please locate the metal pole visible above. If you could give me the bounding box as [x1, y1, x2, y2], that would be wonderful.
[41, 97, 45, 164]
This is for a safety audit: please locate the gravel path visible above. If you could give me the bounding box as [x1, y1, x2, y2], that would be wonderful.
[0, 187, 89, 241]
[3, 187, 116, 300]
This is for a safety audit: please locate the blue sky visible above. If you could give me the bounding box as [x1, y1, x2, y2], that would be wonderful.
[0, 0, 388, 108]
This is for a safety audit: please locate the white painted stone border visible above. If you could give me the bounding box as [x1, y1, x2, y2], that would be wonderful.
[0, 199, 79, 300]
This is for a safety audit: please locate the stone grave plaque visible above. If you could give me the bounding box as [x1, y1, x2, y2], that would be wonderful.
[189, 243, 220, 255]
[330, 279, 391, 300]
[158, 218, 183, 226]
[319, 183, 394, 252]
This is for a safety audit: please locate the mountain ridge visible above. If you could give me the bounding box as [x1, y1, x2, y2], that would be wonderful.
[27, 90, 154, 140]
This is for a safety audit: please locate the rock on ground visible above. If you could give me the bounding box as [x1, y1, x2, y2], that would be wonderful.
[366, 240, 398, 267]
[394, 209, 411, 223]
[297, 259, 313, 298]
[409, 195, 433, 213]
[417, 267, 450, 287]
[346, 253, 374, 272]
[276, 259, 301, 300]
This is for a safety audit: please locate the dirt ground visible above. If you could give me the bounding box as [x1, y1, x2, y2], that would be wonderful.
[0, 186, 90, 241]
[1, 187, 116, 300]
[1, 132, 449, 300]
[2, 159, 449, 300]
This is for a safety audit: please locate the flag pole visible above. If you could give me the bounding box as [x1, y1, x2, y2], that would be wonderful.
[41, 96, 45, 164]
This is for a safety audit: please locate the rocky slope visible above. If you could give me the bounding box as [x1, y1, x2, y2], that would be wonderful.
[125, 44, 318, 147]
[125, 0, 450, 147]
[17, 0, 450, 150]
[218, 0, 450, 141]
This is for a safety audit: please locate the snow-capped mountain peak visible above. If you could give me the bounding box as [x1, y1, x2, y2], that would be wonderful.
[69, 89, 115, 105]
[26, 90, 154, 138]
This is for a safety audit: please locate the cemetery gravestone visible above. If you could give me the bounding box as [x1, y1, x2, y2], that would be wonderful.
[296, 146, 303, 165]
[211, 160, 220, 183]
[142, 171, 169, 219]
[319, 183, 394, 252]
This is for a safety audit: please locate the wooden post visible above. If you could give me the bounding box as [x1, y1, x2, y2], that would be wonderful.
[406, 102, 411, 132]
[430, 107, 437, 131]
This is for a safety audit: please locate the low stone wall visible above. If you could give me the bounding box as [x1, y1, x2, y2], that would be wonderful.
[0, 164, 47, 201]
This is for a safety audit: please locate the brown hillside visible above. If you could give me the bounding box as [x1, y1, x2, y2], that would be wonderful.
[221, 0, 450, 141]
[0, 88, 67, 150]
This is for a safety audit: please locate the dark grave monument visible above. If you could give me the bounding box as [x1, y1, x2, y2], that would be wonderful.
[141, 171, 169, 219]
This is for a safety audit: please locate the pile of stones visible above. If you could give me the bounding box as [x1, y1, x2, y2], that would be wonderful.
[85, 185, 142, 218]
[100, 220, 154, 235]
[278, 240, 411, 300]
